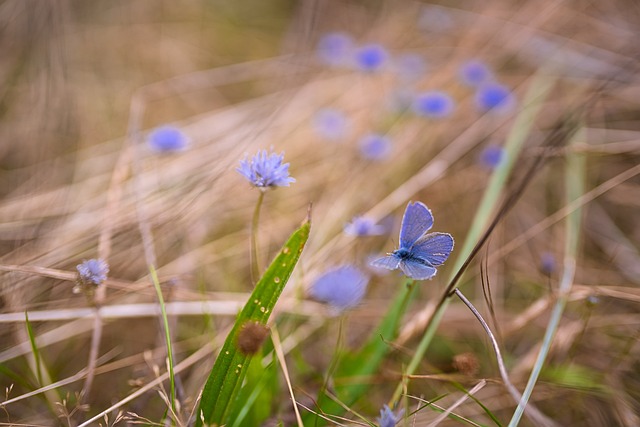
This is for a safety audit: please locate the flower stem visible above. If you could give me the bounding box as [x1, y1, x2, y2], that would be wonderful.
[251, 190, 265, 284]
[454, 288, 555, 426]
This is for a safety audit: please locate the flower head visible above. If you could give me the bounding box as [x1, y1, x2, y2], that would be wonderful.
[309, 266, 368, 312]
[478, 144, 506, 169]
[354, 44, 388, 73]
[313, 108, 349, 141]
[377, 405, 404, 427]
[317, 32, 354, 67]
[358, 133, 392, 161]
[540, 252, 556, 275]
[76, 259, 109, 287]
[475, 82, 515, 113]
[412, 91, 455, 118]
[344, 216, 385, 237]
[147, 126, 190, 153]
[237, 149, 295, 189]
[459, 60, 492, 87]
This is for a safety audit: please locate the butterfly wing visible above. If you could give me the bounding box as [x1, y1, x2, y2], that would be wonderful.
[370, 255, 401, 271]
[399, 259, 438, 280]
[411, 232, 454, 266]
[399, 201, 434, 249]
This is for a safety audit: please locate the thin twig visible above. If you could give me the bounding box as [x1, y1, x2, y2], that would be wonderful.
[454, 289, 556, 427]
[271, 326, 304, 427]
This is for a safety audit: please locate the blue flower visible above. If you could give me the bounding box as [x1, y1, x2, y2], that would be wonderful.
[459, 60, 492, 87]
[309, 266, 369, 312]
[377, 405, 404, 427]
[147, 126, 190, 153]
[317, 32, 354, 67]
[475, 82, 515, 113]
[540, 252, 556, 275]
[313, 108, 349, 141]
[478, 144, 506, 169]
[237, 149, 295, 189]
[344, 216, 385, 237]
[359, 133, 392, 160]
[354, 44, 388, 73]
[77, 259, 109, 286]
[412, 91, 455, 118]
[395, 53, 427, 81]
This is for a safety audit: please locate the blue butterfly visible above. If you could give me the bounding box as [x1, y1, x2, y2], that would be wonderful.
[371, 201, 454, 280]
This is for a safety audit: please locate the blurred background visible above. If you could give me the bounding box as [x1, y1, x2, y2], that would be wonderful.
[1, 0, 640, 425]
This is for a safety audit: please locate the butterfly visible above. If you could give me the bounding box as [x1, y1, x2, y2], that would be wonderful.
[371, 201, 454, 280]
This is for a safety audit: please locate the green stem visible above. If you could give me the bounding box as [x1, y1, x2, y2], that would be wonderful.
[149, 264, 176, 418]
[508, 127, 584, 427]
[251, 190, 265, 283]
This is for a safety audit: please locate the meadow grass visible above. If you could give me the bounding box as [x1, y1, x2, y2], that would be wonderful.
[1, 1, 640, 426]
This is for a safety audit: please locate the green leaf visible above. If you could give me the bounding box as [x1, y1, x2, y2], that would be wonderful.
[541, 363, 605, 392]
[228, 357, 278, 427]
[196, 217, 310, 427]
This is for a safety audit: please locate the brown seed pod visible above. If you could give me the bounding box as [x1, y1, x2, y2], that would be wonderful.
[236, 321, 270, 355]
[452, 352, 480, 376]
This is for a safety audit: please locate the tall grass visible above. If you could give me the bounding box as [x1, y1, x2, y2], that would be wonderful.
[1, 1, 639, 426]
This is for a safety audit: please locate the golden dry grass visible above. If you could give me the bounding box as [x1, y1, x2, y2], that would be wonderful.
[1, 0, 640, 425]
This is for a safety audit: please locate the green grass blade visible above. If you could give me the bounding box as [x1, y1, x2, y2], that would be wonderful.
[149, 264, 177, 416]
[228, 357, 277, 427]
[24, 312, 43, 386]
[508, 126, 585, 426]
[196, 217, 311, 426]
[22, 312, 60, 415]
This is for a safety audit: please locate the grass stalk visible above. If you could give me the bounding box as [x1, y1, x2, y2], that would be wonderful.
[149, 264, 177, 417]
[508, 127, 585, 426]
[454, 289, 555, 426]
[390, 73, 556, 406]
[24, 312, 43, 387]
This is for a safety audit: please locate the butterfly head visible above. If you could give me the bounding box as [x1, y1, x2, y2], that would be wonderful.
[393, 247, 412, 260]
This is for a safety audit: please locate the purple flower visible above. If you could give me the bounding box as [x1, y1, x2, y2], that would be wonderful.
[412, 91, 455, 118]
[309, 266, 369, 312]
[344, 216, 385, 237]
[317, 32, 354, 67]
[354, 44, 388, 73]
[237, 149, 295, 189]
[147, 126, 190, 153]
[313, 108, 349, 141]
[475, 82, 515, 113]
[459, 60, 492, 87]
[359, 133, 392, 160]
[540, 252, 556, 275]
[77, 259, 109, 287]
[377, 405, 404, 427]
[478, 144, 506, 169]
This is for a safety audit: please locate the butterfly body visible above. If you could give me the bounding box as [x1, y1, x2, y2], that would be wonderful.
[371, 201, 454, 280]
[393, 247, 412, 259]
